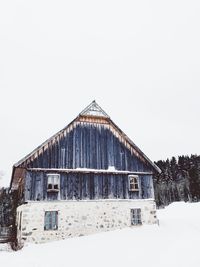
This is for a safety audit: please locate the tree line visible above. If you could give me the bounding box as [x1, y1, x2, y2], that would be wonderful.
[154, 154, 200, 207]
[0, 188, 15, 227]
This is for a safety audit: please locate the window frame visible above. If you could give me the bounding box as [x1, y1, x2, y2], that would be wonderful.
[128, 175, 139, 192]
[44, 211, 58, 231]
[130, 208, 142, 226]
[47, 173, 60, 192]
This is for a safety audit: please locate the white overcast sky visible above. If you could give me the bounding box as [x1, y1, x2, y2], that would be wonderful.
[0, 0, 200, 186]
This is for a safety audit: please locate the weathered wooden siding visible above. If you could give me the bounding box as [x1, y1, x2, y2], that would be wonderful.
[25, 123, 152, 172]
[25, 171, 153, 201]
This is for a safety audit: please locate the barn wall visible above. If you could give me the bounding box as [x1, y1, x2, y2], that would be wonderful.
[16, 199, 157, 244]
[24, 171, 154, 201]
[25, 123, 152, 172]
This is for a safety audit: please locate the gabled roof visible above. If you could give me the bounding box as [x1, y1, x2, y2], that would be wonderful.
[12, 101, 161, 173]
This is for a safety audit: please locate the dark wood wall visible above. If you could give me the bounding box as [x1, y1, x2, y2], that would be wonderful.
[25, 122, 152, 172]
[21, 121, 155, 202]
[25, 171, 154, 201]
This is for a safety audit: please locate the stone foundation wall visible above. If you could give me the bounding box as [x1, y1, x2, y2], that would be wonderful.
[16, 199, 157, 244]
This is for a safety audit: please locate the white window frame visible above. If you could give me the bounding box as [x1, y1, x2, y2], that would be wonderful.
[47, 174, 60, 192]
[128, 175, 139, 191]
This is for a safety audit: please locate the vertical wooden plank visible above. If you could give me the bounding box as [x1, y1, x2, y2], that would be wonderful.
[74, 173, 79, 200]
[123, 175, 128, 199]
[82, 174, 89, 199]
[102, 174, 108, 199]
[89, 173, 94, 199]
[24, 171, 31, 201]
[93, 174, 98, 199]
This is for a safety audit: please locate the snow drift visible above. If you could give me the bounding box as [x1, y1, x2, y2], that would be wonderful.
[0, 202, 200, 267]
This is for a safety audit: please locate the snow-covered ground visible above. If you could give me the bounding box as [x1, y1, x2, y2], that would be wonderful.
[1, 202, 200, 267]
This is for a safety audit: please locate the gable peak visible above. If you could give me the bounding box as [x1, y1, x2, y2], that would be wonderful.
[80, 100, 109, 118]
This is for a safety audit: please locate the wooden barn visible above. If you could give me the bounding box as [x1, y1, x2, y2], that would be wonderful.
[10, 101, 161, 244]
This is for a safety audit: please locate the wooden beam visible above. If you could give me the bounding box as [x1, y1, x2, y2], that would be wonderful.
[26, 167, 153, 176]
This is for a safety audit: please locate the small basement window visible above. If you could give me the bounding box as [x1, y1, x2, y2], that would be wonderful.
[47, 174, 60, 192]
[131, 209, 142, 226]
[128, 175, 139, 191]
[44, 211, 58, 230]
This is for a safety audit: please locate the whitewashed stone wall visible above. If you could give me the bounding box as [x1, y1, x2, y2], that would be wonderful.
[16, 199, 157, 244]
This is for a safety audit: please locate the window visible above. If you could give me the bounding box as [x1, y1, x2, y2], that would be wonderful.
[131, 209, 142, 226]
[44, 211, 58, 230]
[128, 175, 139, 191]
[47, 174, 60, 192]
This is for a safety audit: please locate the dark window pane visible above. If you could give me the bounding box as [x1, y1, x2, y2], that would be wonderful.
[48, 184, 53, 189]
